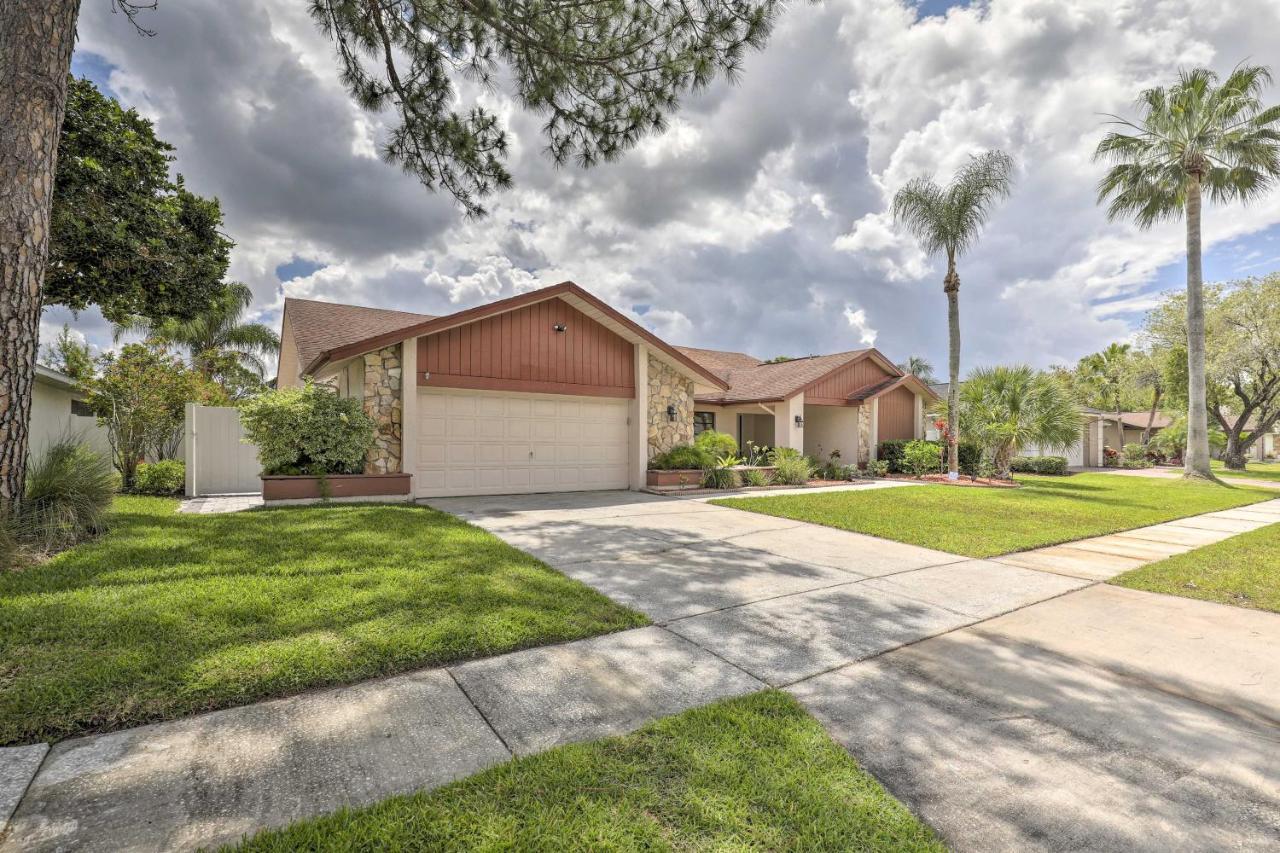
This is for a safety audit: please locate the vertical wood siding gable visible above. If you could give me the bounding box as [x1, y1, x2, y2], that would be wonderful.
[805, 357, 895, 405]
[877, 386, 917, 441]
[417, 297, 636, 397]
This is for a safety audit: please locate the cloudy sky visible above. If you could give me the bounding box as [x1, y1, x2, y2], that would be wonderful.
[50, 0, 1280, 377]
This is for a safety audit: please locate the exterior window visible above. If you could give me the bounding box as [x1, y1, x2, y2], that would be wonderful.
[70, 399, 93, 417]
[693, 411, 715, 435]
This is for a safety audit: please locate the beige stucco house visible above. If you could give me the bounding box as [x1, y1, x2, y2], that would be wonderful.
[276, 282, 937, 498]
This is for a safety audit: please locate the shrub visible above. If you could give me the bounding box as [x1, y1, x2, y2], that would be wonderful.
[768, 446, 802, 463]
[867, 459, 890, 478]
[1121, 443, 1151, 469]
[877, 439, 912, 473]
[701, 454, 743, 489]
[694, 429, 737, 458]
[649, 444, 712, 470]
[901, 440, 941, 478]
[19, 439, 117, 553]
[1010, 455, 1068, 475]
[239, 382, 376, 475]
[956, 440, 981, 477]
[772, 454, 813, 486]
[742, 467, 770, 487]
[133, 460, 186, 495]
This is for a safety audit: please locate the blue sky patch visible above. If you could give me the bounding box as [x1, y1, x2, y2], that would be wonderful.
[276, 257, 326, 282]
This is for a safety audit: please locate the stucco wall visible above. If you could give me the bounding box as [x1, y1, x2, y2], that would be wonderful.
[364, 344, 403, 473]
[647, 353, 694, 457]
[803, 405, 859, 462]
[30, 381, 110, 460]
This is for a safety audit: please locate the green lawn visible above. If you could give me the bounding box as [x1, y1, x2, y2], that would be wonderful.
[712, 473, 1273, 558]
[1112, 521, 1280, 613]
[0, 497, 645, 745]
[1211, 460, 1280, 483]
[231, 691, 943, 853]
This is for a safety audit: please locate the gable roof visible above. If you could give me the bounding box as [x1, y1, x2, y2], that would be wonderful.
[285, 297, 433, 374]
[297, 282, 729, 391]
[674, 346, 762, 379]
[692, 348, 934, 405]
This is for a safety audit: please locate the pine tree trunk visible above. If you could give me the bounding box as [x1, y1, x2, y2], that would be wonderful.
[1182, 174, 1213, 480]
[944, 255, 961, 479]
[0, 0, 81, 508]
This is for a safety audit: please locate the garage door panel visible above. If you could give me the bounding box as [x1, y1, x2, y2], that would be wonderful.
[417, 389, 631, 497]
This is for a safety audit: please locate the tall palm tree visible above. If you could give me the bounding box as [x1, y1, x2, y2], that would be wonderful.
[115, 282, 279, 379]
[1079, 342, 1133, 445]
[947, 365, 1083, 479]
[1094, 64, 1280, 479]
[893, 150, 1016, 478]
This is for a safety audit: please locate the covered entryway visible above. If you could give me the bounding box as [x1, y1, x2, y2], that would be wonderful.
[415, 389, 630, 497]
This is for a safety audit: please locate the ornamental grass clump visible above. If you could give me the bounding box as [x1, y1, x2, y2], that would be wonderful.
[18, 438, 117, 554]
[239, 382, 375, 475]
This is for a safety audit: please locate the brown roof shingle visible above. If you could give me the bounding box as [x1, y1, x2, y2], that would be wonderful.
[674, 346, 762, 379]
[696, 349, 874, 404]
[285, 297, 433, 372]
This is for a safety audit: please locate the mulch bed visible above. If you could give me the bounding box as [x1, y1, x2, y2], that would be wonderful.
[887, 474, 1021, 488]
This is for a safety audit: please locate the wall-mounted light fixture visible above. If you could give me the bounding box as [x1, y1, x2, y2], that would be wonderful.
[667, 404, 677, 422]
[794, 415, 804, 428]
[553, 323, 567, 333]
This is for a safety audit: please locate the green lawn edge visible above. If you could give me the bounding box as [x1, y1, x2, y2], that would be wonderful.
[228, 691, 944, 853]
[1111, 521, 1280, 613]
[709, 473, 1274, 558]
[0, 497, 647, 745]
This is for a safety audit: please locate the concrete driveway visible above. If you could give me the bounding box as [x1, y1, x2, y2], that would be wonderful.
[429, 488, 1088, 686]
[432, 488, 1280, 851]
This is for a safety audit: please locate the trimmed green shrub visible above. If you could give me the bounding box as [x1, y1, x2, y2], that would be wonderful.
[649, 444, 712, 470]
[772, 455, 813, 486]
[1121, 443, 1151, 469]
[239, 382, 376, 475]
[694, 429, 737, 458]
[768, 446, 802, 463]
[133, 460, 186, 495]
[19, 439, 117, 553]
[877, 439, 910, 473]
[742, 468, 770, 487]
[1010, 455, 1069, 475]
[954, 441, 981, 477]
[901, 440, 942, 478]
[867, 459, 890, 478]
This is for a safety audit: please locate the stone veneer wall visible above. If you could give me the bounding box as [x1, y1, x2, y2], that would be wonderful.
[647, 353, 694, 459]
[857, 404, 873, 466]
[363, 344, 403, 474]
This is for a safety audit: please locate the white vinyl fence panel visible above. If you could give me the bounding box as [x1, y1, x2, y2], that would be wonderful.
[184, 403, 261, 495]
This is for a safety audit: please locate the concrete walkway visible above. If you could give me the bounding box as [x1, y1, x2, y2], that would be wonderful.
[4, 491, 1278, 850]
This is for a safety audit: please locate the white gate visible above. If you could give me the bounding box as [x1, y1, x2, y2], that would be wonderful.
[184, 403, 261, 495]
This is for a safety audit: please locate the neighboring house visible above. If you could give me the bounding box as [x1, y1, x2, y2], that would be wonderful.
[276, 282, 936, 498]
[30, 364, 110, 461]
[1099, 411, 1171, 449]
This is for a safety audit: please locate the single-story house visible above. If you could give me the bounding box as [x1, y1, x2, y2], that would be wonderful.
[30, 364, 110, 460]
[276, 282, 937, 498]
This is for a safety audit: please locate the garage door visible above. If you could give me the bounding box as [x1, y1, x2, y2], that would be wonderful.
[416, 390, 631, 497]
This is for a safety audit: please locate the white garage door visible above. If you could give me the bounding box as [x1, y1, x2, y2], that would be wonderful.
[416, 389, 631, 497]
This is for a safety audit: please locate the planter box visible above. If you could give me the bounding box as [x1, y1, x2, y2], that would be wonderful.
[645, 465, 777, 487]
[646, 468, 705, 488]
[262, 473, 412, 501]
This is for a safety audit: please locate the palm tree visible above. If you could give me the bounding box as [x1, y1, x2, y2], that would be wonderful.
[1094, 64, 1280, 479]
[1078, 342, 1133, 445]
[898, 355, 939, 385]
[892, 150, 1016, 479]
[947, 365, 1083, 479]
[115, 282, 280, 379]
